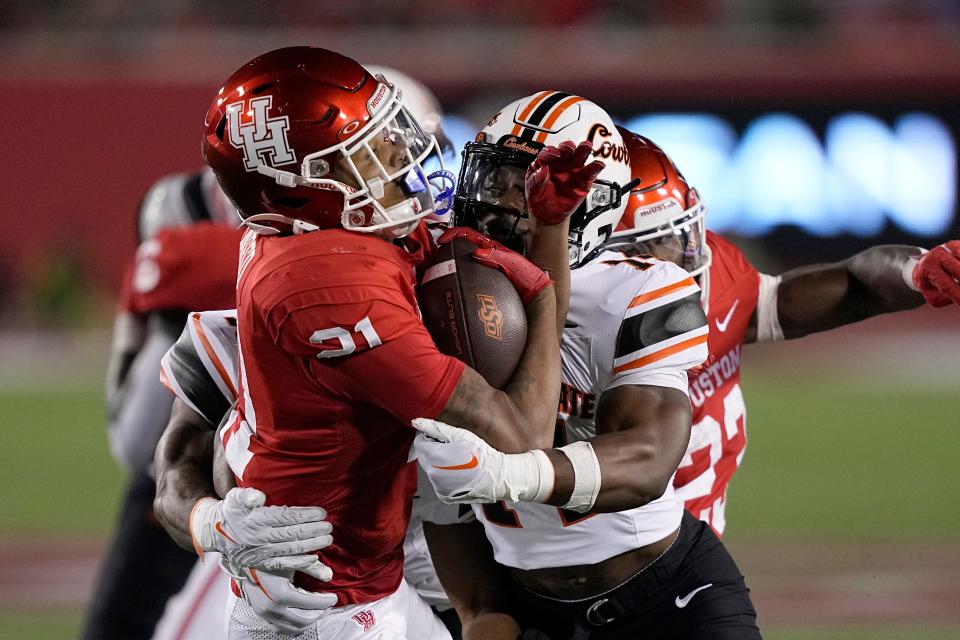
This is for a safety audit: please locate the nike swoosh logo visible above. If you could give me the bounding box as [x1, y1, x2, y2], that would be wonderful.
[675, 583, 713, 608]
[433, 455, 479, 471]
[214, 521, 237, 544]
[715, 300, 739, 332]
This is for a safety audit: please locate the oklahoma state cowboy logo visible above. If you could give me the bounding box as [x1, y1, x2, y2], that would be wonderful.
[476, 294, 503, 340]
[225, 96, 297, 171]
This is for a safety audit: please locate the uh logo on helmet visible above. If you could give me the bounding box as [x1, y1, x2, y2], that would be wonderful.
[202, 46, 449, 238]
[453, 91, 632, 267]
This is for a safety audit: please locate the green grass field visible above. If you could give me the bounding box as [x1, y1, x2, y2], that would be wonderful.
[1, 369, 957, 639]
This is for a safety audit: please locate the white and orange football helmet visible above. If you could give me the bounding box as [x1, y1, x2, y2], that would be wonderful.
[608, 127, 711, 280]
[453, 91, 632, 266]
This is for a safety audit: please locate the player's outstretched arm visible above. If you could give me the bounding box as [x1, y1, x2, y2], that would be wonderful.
[746, 242, 960, 342]
[423, 521, 521, 640]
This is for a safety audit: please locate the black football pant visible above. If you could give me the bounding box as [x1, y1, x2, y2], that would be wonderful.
[80, 471, 197, 640]
[510, 512, 761, 639]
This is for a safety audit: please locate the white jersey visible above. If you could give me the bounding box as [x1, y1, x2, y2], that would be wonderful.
[161, 309, 240, 426]
[475, 250, 709, 570]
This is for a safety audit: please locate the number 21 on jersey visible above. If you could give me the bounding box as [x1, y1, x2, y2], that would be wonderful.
[310, 316, 382, 358]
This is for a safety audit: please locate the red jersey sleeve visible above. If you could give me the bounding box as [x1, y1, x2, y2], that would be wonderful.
[265, 270, 464, 426]
[126, 223, 242, 314]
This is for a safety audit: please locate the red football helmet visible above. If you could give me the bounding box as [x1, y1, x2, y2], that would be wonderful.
[609, 127, 711, 279]
[202, 46, 449, 238]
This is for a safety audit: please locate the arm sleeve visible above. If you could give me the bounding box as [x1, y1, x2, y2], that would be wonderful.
[608, 262, 709, 393]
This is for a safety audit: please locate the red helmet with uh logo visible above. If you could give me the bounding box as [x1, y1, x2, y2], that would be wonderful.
[202, 46, 450, 237]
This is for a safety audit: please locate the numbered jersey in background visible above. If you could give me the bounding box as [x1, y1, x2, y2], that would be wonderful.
[119, 222, 242, 315]
[229, 227, 463, 606]
[673, 231, 761, 535]
[476, 250, 709, 570]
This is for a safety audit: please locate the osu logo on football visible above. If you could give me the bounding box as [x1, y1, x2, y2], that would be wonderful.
[476, 294, 503, 340]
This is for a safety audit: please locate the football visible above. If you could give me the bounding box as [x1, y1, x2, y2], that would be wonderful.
[419, 237, 528, 389]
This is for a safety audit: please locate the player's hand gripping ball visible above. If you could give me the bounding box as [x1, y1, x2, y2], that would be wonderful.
[420, 231, 540, 388]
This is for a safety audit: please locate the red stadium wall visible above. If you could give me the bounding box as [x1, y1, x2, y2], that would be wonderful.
[2, 82, 214, 298]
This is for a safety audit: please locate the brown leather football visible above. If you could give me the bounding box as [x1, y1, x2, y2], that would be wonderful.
[419, 237, 527, 389]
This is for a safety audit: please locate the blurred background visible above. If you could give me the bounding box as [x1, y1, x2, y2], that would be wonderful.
[1, 1, 958, 639]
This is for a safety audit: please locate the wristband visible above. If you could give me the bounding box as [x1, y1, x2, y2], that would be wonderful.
[556, 441, 602, 513]
[189, 497, 219, 559]
[502, 449, 555, 503]
[901, 248, 929, 292]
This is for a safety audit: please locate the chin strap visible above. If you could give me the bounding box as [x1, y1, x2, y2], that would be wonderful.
[242, 214, 320, 236]
[256, 163, 305, 188]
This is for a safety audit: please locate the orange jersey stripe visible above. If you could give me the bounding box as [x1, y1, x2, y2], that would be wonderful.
[191, 312, 239, 400]
[612, 333, 708, 374]
[534, 96, 585, 143]
[511, 90, 554, 136]
[627, 277, 697, 309]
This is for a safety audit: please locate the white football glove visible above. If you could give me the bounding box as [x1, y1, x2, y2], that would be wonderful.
[190, 487, 333, 580]
[233, 566, 337, 635]
[411, 418, 554, 504]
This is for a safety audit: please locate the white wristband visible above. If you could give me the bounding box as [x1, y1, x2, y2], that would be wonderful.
[755, 273, 784, 343]
[189, 497, 219, 557]
[556, 441, 602, 513]
[901, 248, 928, 292]
[502, 449, 555, 503]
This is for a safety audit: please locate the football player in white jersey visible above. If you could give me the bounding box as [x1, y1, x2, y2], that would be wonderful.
[410, 99, 762, 639]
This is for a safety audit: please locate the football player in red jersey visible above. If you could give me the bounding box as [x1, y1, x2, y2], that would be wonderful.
[605, 129, 960, 538]
[184, 47, 604, 639]
[80, 168, 253, 640]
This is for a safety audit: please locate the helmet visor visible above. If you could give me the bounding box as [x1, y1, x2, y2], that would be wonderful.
[454, 147, 533, 249]
[634, 213, 708, 274]
[459, 153, 529, 218]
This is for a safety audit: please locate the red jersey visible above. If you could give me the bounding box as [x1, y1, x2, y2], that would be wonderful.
[673, 231, 760, 535]
[223, 227, 463, 606]
[119, 222, 242, 314]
